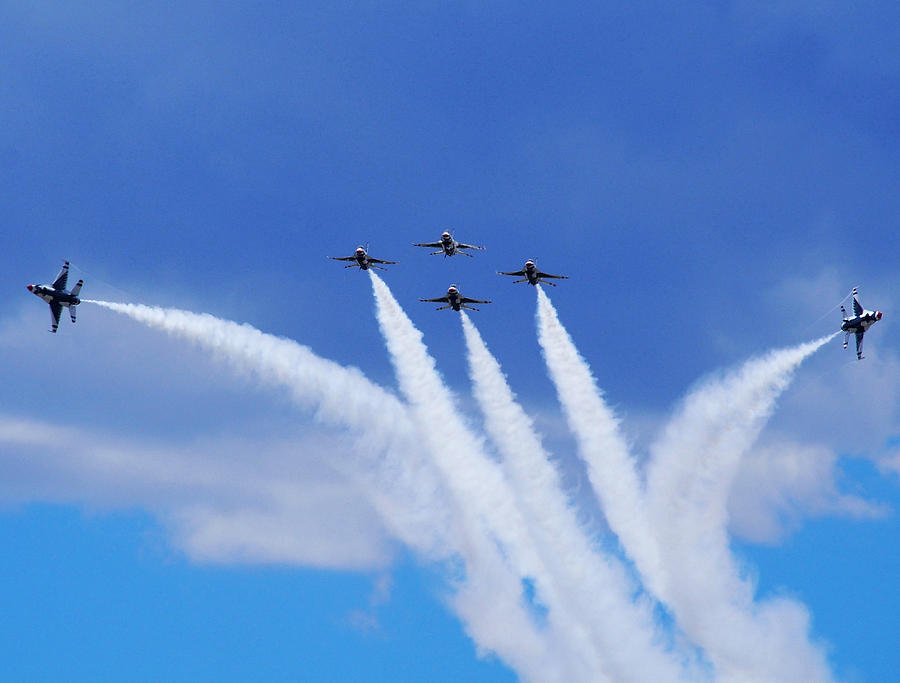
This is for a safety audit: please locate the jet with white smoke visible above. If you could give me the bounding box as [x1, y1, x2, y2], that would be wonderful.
[533, 289, 837, 682]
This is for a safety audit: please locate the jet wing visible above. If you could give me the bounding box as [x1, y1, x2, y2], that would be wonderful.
[536, 271, 568, 279]
[368, 257, 397, 264]
[413, 241, 443, 248]
[456, 243, 485, 250]
[852, 292, 864, 317]
[49, 301, 62, 333]
[855, 330, 865, 359]
[461, 297, 492, 304]
[420, 296, 450, 303]
[328, 255, 359, 262]
[498, 270, 526, 277]
[52, 262, 70, 290]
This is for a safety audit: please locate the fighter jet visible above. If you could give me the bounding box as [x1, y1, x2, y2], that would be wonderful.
[498, 260, 569, 287]
[328, 245, 397, 270]
[420, 285, 492, 311]
[26, 261, 83, 333]
[413, 231, 485, 258]
[841, 287, 882, 360]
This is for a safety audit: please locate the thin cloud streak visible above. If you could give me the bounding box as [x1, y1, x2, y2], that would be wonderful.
[460, 312, 694, 683]
[0, 416, 391, 568]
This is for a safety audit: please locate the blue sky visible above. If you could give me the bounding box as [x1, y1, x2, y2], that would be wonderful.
[2, 2, 899, 680]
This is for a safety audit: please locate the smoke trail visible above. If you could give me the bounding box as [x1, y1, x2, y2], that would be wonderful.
[534, 287, 665, 594]
[645, 335, 837, 682]
[88, 299, 581, 680]
[459, 312, 694, 683]
[84, 300, 449, 558]
[368, 276, 603, 682]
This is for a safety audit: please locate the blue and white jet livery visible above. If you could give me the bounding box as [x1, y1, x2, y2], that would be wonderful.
[27, 261, 83, 333]
[420, 284, 491, 312]
[413, 231, 485, 258]
[498, 259, 569, 287]
[841, 287, 882, 360]
[328, 245, 397, 271]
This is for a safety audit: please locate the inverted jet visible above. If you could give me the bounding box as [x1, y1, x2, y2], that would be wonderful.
[841, 287, 882, 360]
[27, 261, 83, 333]
[413, 231, 485, 258]
[498, 260, 568, 287]
[329, 245, 397, 270]
[420, 284, 491, 311]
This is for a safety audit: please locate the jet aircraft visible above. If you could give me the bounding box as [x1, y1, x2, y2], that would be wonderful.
[841, 287, 882, 360]
[498, 260, 569, 287]
[413, 231, 485, 257]
[420, 285, 492, 311]
[26, 261, 83, 333]
[328, 246, 397, 270]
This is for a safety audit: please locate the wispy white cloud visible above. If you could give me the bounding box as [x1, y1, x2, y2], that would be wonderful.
[0, 416, 391, 569]
[729, 439, 888, 544]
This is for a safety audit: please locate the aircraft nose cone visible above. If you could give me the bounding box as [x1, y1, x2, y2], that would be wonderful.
[26, 284, 33, 291]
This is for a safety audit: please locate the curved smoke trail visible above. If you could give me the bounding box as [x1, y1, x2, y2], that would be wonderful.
[84, 300, 450, 558]
[646, 335, 838, 683]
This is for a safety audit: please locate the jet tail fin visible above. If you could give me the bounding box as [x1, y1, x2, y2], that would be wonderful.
[70, 307, 77, 323]
[70, 280, 83, 296]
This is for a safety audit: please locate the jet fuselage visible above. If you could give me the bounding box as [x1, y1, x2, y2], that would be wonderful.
[26, 284, 80, 307]
[841, 311, 881, 334]
[445, 287, 463, 310]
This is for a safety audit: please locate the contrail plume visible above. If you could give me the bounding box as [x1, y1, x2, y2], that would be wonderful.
[645, 335, 837, 682]
[84, 300, 450, 558]
[534, 287, 664, 594]
[368, 276, 603, 682]
[460, 312, 693, 683]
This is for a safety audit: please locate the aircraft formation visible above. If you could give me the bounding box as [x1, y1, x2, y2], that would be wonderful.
[28, 233, 885, 359]
[328, 231, 570, 316]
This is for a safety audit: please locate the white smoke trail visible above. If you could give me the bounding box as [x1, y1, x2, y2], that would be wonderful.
[84, 300, 450, 559]
[459, 312, 695, 683]
[90, 298, 576, 681]
[534, 287, 665, 593]
[535, 288, 835, 681]
[368, 275, 603, 682]
[646, 335, 837, 683]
